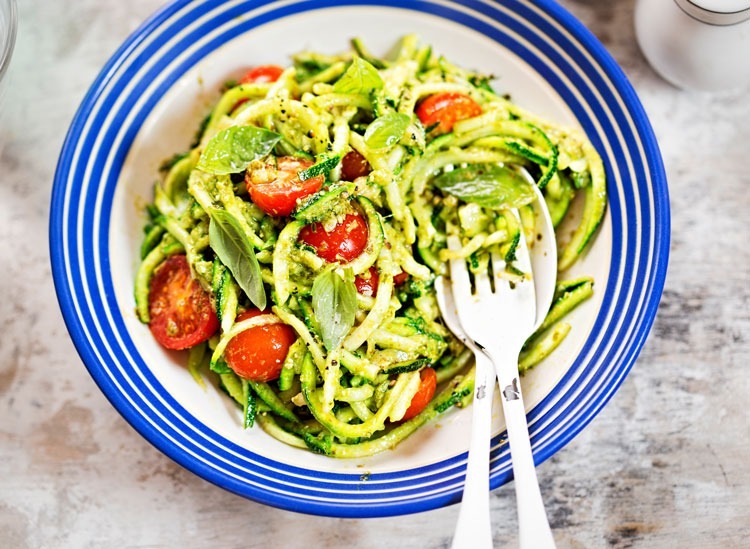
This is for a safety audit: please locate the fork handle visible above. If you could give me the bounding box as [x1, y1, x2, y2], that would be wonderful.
[451, 353, 495, 549]
[490, 347, 556, 549]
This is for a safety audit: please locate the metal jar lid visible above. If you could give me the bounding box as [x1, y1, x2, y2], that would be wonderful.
[675, 0, 750, 25]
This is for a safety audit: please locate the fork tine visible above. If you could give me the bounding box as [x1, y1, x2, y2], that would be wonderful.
[446, 235, 474, 305]
[489, 217, 537, 323]
[506, 211, 533, 273]
[473, 265, 493, 297]
[490, 250, 533, 303]
[490, 213, 534, 287]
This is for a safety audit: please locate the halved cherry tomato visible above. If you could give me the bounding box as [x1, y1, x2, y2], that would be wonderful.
[231, 65, 285, 112]
[223, 309, 297, 382]
[393, 271, 409, 286]
[340, 150, 372, 181]
[354, 266, 379, 297]
[246, 156, 325, 217]
[401, 367, 438, 421]
[298, 213, 369, 263]
[239, 64, 284, 84]
[415, 92, 482, 134]
[148, 255, 219, 350]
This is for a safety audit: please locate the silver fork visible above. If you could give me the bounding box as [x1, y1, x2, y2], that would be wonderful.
[436, 276, 496, 549]
[446, 216, 556, 548]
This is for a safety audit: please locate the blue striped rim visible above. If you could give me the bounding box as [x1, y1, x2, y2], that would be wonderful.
[50, 0, 669, 517]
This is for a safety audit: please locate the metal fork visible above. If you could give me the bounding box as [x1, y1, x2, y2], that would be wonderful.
[436, 276, 496, 549]
[446, 219, 556, 548]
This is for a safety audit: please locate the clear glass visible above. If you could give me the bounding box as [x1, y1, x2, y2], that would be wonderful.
[0, 0, 17, 100]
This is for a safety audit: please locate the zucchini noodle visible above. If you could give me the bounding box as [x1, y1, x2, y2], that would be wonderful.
[135, 35, 607, 458]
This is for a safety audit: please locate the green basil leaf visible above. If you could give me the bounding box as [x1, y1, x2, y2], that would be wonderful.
[364, 113, 411, 150]
[208, 209, 267, 310]
[197, 125, 281, 175]
[311, 269, 357, 351]
[432, 164, 536, 209]
[333, 57, 384, 95]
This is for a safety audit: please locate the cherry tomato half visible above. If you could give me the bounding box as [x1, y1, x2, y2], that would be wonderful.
[239, 64, 284, 84]
[246, 156, 325, 217]
[298, 213, 369, 263]
[231, 65, 285, 112]
[354, 266, 379, 297]
[401, 367, 438, 421]
[148, 255, 219, 350]
[393, 270, 409, 286]
[223, 309, 297, 382]
[340, 150, 372, 181]
[415, 92, 482, 134]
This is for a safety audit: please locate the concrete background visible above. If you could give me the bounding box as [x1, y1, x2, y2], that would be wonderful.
[1, 1, 748, 547]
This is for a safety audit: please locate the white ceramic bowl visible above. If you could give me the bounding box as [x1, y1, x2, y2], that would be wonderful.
[51, 0, 669, 517]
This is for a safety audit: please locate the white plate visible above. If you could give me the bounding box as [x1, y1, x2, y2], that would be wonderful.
[51, 0, 669, 517]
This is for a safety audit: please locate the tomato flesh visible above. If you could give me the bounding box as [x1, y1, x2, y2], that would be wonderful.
[340, 150, 372, 181]
[354, 266, 379, 297]
[393, 271, 409, 286]
[415, 92, 482, 134]
[148, 255, 219, 350]
[299, 213, 369, 263]
[246, 156, 324, 217]
[223, 310, 297, 382]
[401, 367, 438, 421]
[239, 64, 284, 84]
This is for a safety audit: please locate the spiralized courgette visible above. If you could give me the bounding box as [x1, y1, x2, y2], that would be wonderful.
[135, 35, 606, 458]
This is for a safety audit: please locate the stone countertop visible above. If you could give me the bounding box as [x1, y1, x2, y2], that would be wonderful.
[1, 1, 748, 547]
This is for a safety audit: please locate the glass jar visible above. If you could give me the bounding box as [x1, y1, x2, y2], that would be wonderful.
[635, 0, 750, 91]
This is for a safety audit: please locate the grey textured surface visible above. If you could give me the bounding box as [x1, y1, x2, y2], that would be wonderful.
[1, 1, 748, 547]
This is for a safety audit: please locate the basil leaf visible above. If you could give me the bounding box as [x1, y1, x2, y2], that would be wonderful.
[311, 269, 357, 351]
[333, 57, 383, 95]
[432, 164, 536, 209]
[208, 209, 266, 310]
[364, 113, 411, 150]
[197, 125, 281, 175]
